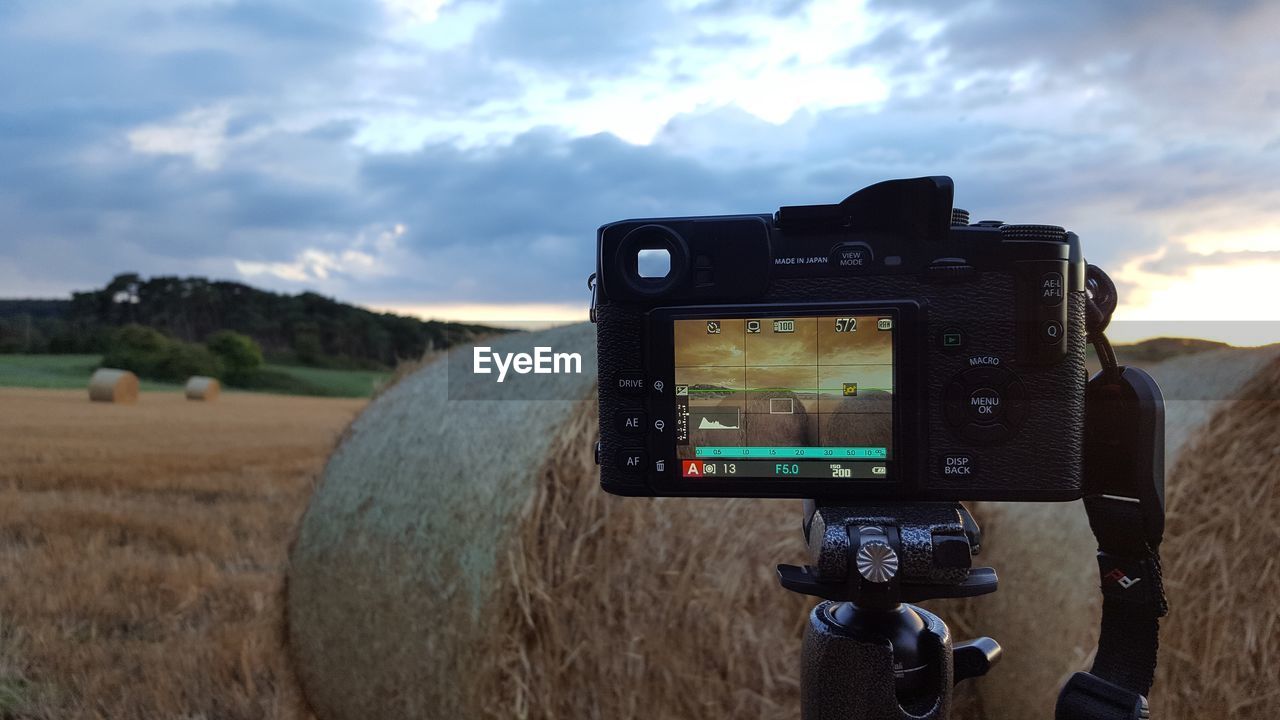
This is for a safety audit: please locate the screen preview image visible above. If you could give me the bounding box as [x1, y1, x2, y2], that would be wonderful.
[673, 315, 893, 480]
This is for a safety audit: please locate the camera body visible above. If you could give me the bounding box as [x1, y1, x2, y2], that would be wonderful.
[593, 176, 1087, 502]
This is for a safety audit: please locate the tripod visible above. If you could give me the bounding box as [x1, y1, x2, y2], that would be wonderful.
[779, 503, 1000, 720]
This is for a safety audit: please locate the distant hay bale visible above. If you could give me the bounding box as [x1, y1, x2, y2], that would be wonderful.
[184, 376, 221, 401]
[88, 368, 139, 404]
[743, 390, 810, 446]
[967, 345, 1280, 719]
[286, 323, 814, 720]
[822, 393, 893, 452]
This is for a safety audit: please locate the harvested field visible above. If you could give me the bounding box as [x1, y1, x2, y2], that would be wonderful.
[0, 388, 363, 719]
[3, 339, 1274, 719]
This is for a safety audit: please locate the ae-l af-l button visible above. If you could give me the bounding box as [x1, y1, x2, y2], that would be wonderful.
[1039, 272, 1064, 306]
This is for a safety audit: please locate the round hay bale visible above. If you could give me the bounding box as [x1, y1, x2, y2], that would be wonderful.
[88, 368, 139, 404]
[184, 376, 221, 401]
[1152, 356, 1280, 718]
[966, 345, 1280, 719]
[286, 322, 813, 720]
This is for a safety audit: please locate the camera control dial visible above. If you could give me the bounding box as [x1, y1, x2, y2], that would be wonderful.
[999, 224, 1066, 243]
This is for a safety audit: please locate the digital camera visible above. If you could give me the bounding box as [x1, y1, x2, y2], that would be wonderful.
[591, 176, 1087, 502]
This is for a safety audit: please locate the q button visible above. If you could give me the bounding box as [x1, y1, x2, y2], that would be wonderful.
[1041, 320, 1064, 344]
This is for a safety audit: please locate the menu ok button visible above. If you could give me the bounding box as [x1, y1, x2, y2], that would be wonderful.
[967, 387, 1003, 424]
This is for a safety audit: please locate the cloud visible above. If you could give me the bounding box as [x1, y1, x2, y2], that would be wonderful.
[356, 128, 764, 302]
[473, 0, 679, 76]
[234, 223, 407, 283]
[128, 106, 236, 170]
[472, 0, 819, 78]
[1141, 246, 1280, 276]
[1, 0, 1278, 328]
[857, 0, 1280, 136]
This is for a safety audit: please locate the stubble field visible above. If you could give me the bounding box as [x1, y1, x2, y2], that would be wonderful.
[0, 388, 364, 719]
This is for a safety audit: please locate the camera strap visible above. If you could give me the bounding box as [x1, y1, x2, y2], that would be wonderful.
[1057, 269, 1168, 720]
[1056, 493, 1168, 720]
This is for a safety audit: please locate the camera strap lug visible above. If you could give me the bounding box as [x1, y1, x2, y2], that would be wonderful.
[587, 272, 598, 323]
[1058, 366, 1167, 720]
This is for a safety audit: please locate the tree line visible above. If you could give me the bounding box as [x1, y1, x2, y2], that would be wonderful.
[0, 273, 507, 369]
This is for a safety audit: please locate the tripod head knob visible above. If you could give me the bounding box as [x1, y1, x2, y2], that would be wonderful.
[855, 527, 900, 583]
[780, 503, 998, 605]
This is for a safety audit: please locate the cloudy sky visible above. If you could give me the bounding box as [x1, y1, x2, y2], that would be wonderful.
[2, 0, 1278, 342]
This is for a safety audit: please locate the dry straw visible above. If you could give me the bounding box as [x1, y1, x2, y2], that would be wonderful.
[1152, 357, 1280, 718]
[0, 388, 366, 718]
[87, 368, 139, 404]
[184, 375, 221, 401]
[481, 399, 814, 720]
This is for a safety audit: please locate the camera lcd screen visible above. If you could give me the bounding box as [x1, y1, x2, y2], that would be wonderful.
[673, 314, 893, 480]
